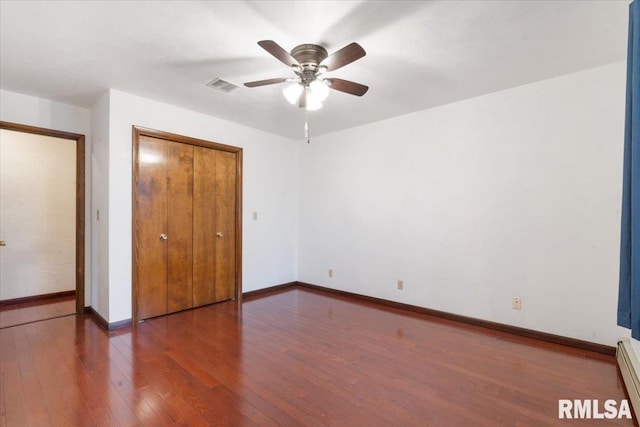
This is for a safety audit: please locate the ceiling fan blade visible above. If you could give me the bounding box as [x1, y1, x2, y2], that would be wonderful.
[257, 40, 298, 67]
[321, 42, 366, 71]
[244, 77, 289, 88]
[325, 78, 369, 96]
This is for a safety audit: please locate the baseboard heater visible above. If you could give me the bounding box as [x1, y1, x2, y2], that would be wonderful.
[617, 338, 640, 417]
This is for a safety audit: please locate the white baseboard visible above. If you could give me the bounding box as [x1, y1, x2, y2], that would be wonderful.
[617, 338, 640, 417]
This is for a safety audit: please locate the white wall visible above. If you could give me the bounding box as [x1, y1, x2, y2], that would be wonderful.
[0, 90, 92, 307]
[0, 90, 91, 136]
[298, 61, 629, 346]
[106, 90, 298, 322]
[632, 339, 640, 359]
[0, 130, 76, 299]
[90, 92, 110, 318]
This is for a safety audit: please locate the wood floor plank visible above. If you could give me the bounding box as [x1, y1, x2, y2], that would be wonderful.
[0, 288, 636, 426]
[18, 326, 51, 426]
[165, 350, 222, 389]
[1, 328, 30, 427]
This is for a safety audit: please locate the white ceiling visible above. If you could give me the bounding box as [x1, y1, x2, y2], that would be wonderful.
[0, 0, 629, 139]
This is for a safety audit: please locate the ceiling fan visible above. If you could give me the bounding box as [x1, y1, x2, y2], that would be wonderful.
[244, 40, 369, 111]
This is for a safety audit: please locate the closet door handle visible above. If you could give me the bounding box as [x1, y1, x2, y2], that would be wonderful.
[160, 234, 168, 241]
[216, 232, 224, 238]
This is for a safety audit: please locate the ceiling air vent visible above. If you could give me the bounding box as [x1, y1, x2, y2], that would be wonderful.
[206, 78, 240, 93]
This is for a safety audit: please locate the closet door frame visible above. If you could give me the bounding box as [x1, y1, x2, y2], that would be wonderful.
[132, 126, 243, 323]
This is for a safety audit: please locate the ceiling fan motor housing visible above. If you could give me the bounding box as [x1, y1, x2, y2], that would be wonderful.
[291, 44, 328, 85]
[291, 44, 328, 68]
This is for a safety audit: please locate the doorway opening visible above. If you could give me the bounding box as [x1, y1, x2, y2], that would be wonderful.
[0, 121, 85, 328]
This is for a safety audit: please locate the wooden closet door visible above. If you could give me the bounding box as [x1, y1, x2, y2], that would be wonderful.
[137, 137, 194, 319]
[166, 142, 194, 313]
[192, 146, 217, 307]
[134, 126, 241, 322]
[192, 147, 237, 306]
[213, 150, 237, 301]
[136, 135, 168, 320]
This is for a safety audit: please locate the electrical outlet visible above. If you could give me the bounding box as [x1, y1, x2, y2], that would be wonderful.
[252, 211, 258, 221]
[512, 297, 522, 310]
[328, 269, 333, 278]
[397, 280, 404, 290]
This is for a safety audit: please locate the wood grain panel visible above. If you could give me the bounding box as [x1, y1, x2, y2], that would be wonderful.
[214, 151, 237, 302]
[75, 132, 85, 314]
[166, 141, 194, 313]
[192, 146, 217, 307]
[132, 126, 242, 321]
[136, 136, 168, 319]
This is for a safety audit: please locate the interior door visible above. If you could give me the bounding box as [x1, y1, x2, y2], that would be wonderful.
[192, 148, 237, 306]
[136, 135, 169, 319]
[166, 142, 193, 313]
[213, 150, 237, 302]
[192, 146, 217, 307]
[137, 135, 195, 319]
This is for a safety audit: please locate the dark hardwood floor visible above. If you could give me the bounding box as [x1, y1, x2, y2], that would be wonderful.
[0, 295, 76, 329]
[0, 288, 635, 426]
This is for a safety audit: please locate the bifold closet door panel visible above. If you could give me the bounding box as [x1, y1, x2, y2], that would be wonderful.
[136, 136, 168, 320]
[135, 130, 240, 321]
[214, 150, 237, 302]
[192, 146, 217, 307]
[166, 142, 194, 313]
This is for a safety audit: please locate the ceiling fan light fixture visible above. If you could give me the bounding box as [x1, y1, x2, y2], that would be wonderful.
[309, 79, 330, 102]
[282, 83, 303, 105]
[305, 89, 323, 111]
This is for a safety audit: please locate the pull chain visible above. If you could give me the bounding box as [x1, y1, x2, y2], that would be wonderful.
[304, 110, 310, 143]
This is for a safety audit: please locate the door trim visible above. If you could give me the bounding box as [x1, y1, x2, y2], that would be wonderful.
[0, 120, 86, 314]
[132, 126, 243, 323]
